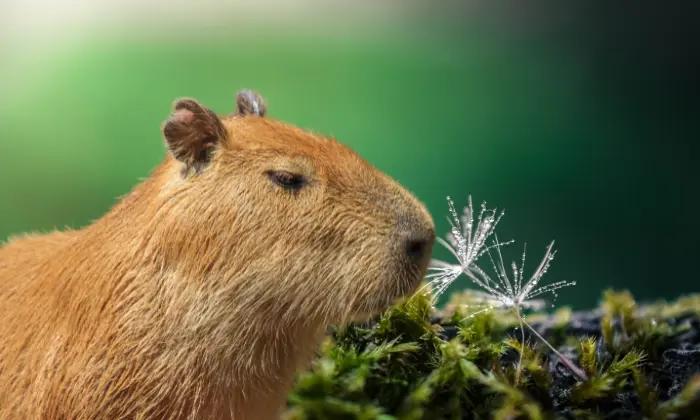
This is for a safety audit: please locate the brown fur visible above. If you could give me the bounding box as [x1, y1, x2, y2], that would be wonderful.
[0, 90, 435, 419]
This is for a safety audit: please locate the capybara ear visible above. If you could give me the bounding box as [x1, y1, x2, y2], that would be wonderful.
[162, 98, 227, 169]
[231, 89, 267, 117]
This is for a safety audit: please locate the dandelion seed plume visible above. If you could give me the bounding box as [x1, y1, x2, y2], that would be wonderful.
[423, 195, 586, 381]
[425, 196, 576, 317]
[422, 195, 510, 303]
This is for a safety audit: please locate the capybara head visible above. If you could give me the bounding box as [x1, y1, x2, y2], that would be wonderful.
[156, 90, 435, 325]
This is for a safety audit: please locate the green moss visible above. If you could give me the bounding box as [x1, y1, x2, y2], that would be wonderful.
[286, 291, 700, 419]
[578, 337, 598, 379]
[570, 350, 644, 404]
[631, 364, 658, 418]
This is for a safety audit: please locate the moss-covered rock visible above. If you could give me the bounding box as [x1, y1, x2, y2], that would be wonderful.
[285, 290, 700, 420]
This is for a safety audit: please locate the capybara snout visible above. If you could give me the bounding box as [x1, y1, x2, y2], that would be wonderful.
[379, 183, 436, 306]
[397, 204, 436, 275]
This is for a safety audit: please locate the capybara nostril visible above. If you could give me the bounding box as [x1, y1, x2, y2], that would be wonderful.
[396, 203, 436, 270]
[405, 237, 430, 263]
[401, 226, 436, 267]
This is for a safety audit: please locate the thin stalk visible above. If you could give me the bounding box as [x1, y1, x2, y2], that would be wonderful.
[517, 313, 589, 382]
[514, 308, 525, 386]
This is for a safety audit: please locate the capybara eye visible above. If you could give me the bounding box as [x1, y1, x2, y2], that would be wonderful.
[267, 170, 306, 191]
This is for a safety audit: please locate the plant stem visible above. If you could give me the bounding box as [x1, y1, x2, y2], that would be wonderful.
[517, 313, 589, 382]
[514, 308, 525, 386]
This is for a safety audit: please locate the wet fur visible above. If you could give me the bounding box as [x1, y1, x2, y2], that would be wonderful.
[0, 93, 434, 419]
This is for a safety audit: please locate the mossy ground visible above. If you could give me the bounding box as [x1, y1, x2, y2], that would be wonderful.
[285, 290, 700, 420]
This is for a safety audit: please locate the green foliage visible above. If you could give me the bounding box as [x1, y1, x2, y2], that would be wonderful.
[288, 337, 419, 419]
[600, 289, 693, 359]
[570, 350, 645, 404]
[287, 290, 700, 419]
[631, 365, 658, 418]
[505, 337, 551, 390]
[601, 290, 638, 337]
[578, 337, 598, 378]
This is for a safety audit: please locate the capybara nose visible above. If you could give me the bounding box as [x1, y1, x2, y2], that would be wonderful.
[400, 220, 435, 268]
[405, 236, 431, 263]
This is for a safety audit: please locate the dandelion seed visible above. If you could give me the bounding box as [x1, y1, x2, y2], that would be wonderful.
[460, 239, 577, 315]
[426, 195, 587, 382]
[421, 196, 512, 302]
[461, 239, 584, 382]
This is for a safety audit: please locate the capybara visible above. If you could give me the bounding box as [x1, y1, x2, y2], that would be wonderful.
[0, 90, 435, 419]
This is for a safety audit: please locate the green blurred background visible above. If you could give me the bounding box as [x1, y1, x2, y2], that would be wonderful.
[1, 1, 698, 310]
